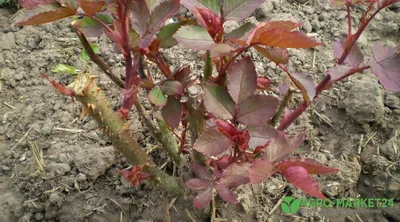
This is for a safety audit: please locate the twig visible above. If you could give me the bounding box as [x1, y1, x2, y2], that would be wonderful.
[3, 102, 16, 109]
[211, 188, 217, 222]
[312, 50, 316, 69]
[269, 190, 288, 215]
[11, 127, 32, 150]
[164, 193, 171, 222]
[357, 134, 364, 154]
[185, 209, 196, 222]
[28, 141, 45, 174]
[107, 197, 127, 219]
[355, 214, 364, 222]
[362, 132, 377, 147]
[54, 127, 87, 133]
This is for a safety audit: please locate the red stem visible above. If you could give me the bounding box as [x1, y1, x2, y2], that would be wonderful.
[345, 2, 352, 37]
[278, 65, 370, 131]
[338, 3, 386, 65]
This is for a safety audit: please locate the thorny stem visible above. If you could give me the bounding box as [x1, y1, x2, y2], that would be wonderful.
[73, 75, 182, 194]
[271, 89, 294, 126]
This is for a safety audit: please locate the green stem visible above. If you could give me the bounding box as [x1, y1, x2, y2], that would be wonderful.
[271, 89, 294, 126]
[157, 118, 183, 165]
[74, 75, 182, 195]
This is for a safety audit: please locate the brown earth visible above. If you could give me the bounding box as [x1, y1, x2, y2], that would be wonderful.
[0, 1, 399, 221]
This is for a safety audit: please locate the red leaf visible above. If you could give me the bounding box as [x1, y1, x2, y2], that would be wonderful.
[119, 166, 150, 187]
[130, 0, 150, 36]
[218, 162, 250, 188]
[236, 95, 279, 125]
[161, 97, 182, 129]
[216, 186, 238, 204]
[371, 43, 400, 92]
[278, 157, 340, 175]
[245, 124, 281, 148]
[40, 73, 75, 96]
[280, 166, 326, 199]
[186, 178, 212, 190]
[193, 128, 234, 156]
[194, 186, 213, 208]
[248, 157, 275, 183]
[265, 132, 306, 164]
[288, 72, 315, 103]
[333, 39, 364, 68]
[215, 119, 241, 139]
[227, 56, 257, 105]
[254, 45, 289, 64]
[202, 83, 236, 120]
[249, 21, 320, 48]
[256, 76, 272, 90]
[79, 0, 105, 16]
[191, 163, 213, 181]
[194, 8, 223, 38]
[174, 65, 191, 86]
[21, 0, 56, 10]
[17, 3, 76, 26]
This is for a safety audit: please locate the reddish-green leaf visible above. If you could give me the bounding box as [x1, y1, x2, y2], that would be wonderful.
[236, 95, 279, 125]
[248, 157, 275, 183]
[371, 43, 400, 92]
[333, 39, 363, 68]
[265, 132, 306, 164]
[145, 0, 158, 11]
[130, 0, 150, 36]
[254, 45, 289, 64]
[181, 0, 221, 15]
[79, 0, 105, 16]
[226, 22, 255, 46]
[215, 186, 238, 204]
[17, 3, 76, 26]
[174, 65, 191, 86]
[227, 56, 257, 105]
[74, 14, 112, 37]
[218, 162, 250, 187]
[21, 0, 56, 10]
[162, 97, 182, 129]
[148, 87, 168, 106]
[210, 43, 237, 57]
[281, 166, 326, 199]
[186, 178, 211, 190]
[193, 128, 234, 156]
[160, 80, 184, 96]
[194, 186, 213, 208]
[139, 0, 180, 48]
[278, 157, 340, 175]
[174, 25, 214, 50]
[245, 124, 281, 148]
[157, 22, 182, 48]
[223, 0, 264, 22]
[191, 163, 213, 181]
[288, 72, 315, 103]
[202, 83, 236, 120]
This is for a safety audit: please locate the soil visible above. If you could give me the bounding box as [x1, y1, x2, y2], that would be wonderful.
[0, 1, 399, 221]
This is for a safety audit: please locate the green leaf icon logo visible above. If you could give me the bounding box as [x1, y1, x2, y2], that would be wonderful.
[281, 197, 302, 214]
